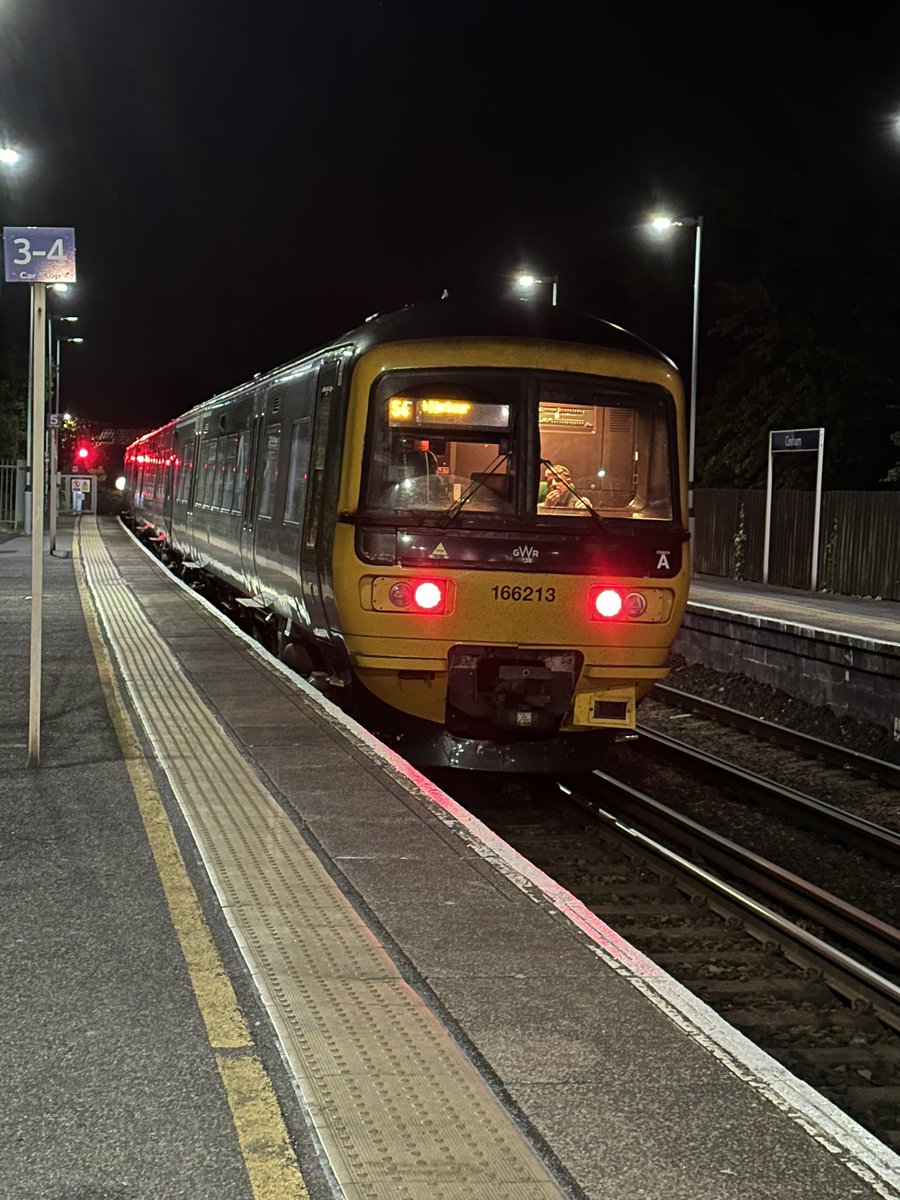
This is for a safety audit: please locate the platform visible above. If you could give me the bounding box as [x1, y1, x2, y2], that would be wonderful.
[2, 515, 899, 1199]
[680, 575, 900, 736]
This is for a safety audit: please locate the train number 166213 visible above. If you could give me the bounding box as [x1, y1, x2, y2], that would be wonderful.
[491, 585, 557, 602]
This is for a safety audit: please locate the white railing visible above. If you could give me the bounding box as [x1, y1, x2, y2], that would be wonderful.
[0, 461, 24, 527]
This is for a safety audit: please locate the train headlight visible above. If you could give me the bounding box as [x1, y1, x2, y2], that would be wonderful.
[623, 591, 647, 618]
[376, 577, 451, 613]
[389, 582, 413, 608]
[588, 586, 650, 621]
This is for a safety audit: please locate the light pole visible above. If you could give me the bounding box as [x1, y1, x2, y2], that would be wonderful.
[648, 214, 704, 538]
[48, 329, 83, 554]
[514, 271, 558, 306]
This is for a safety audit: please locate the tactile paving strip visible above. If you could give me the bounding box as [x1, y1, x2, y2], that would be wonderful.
[78, 518, 564, 1200]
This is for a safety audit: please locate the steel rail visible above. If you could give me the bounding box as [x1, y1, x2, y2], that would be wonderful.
[563, 773, 900, 1029]
[634, 723, 900, 870]
[652, 684, 900, 791]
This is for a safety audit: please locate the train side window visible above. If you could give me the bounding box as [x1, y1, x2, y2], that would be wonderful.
[197, 438, 212, 506]
[284, 418, 312, 525]
[233, 431, 249, 513]
[211, 437, 227, 509]
[258, 425, 281, 519]
[220, 435, 239, 512]
[177, 454, 193, 503]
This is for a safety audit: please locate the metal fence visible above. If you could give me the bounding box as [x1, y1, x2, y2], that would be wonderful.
[0, 461, 23, 527]
[694, 488, 900, 600]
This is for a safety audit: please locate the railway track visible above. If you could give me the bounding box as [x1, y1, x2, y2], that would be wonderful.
[455, 771, 900, 1153]
[446, 699, 900, 1152]
[650, 683, 900, 791]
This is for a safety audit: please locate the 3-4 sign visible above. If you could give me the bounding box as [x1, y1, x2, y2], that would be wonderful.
[3, 226, 76, 283]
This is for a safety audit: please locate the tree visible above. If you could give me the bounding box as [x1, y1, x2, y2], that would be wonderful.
[0, 361, 27, 461]
[700, 189, 900, 490]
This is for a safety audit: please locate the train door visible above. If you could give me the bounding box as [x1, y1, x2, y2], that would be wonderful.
[162, 432, 177, 536]
[299, 359, 341, 639]
[239, 397, 267, 592]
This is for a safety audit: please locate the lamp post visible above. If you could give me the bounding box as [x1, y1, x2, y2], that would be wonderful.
[514, 271, 559, 306]
[648, 214, 704, 538]
[48, 328, 83, 554]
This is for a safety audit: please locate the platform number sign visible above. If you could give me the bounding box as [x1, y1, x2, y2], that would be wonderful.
[3, 226, 76, 283]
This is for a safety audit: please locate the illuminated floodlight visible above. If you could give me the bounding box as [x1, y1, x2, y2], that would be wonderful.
[649, 215, 676, 231]
[516, 273, 537, 288]
[51, 283, 70, 294]
[0, 147, 21, 166]
[115, 476, 126, 491]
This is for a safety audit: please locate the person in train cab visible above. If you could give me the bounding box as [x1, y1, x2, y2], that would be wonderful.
[542, 463, 578, 507]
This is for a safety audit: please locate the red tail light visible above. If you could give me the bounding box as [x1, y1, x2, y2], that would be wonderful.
[384, 577, 448, 614]
[588, 587, 650, 621]
[589, 587, 623, 619]
[413, 580, 445, 612]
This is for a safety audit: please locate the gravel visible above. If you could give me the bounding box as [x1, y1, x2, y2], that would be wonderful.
[659, 654, 900, 767]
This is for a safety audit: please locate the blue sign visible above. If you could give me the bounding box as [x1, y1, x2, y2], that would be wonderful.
[3, 226, 76, 283]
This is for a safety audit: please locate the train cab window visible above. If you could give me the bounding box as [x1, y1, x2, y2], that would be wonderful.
[366, 376, 517, 514]
[258, 425, 281, 519]
[537, 384, 674, 521]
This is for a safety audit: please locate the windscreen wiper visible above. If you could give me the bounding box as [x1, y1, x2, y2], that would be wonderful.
[539, 459, 610, 531]
[439, 451, 512, 526]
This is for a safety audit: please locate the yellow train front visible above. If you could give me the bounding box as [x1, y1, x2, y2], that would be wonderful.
[333, 302, 690, 770]
[125, 300, 690, 772]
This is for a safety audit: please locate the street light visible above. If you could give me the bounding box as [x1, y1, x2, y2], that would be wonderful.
[513, 271, 559, 306]
[0, 147, 21, 166]
[648, 213, 704, 538]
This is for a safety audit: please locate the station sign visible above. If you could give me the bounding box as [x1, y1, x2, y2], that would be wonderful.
[770, 428, 822, 453]
[3, 226, 77, 283]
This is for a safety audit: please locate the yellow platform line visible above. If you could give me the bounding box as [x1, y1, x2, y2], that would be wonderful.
[73, 532, 308, 1200]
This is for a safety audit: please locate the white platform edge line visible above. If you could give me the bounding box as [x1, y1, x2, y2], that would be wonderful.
[112, 518, 900, 1198]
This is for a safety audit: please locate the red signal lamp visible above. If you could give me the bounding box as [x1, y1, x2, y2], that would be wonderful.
[75, 441, 93, 467]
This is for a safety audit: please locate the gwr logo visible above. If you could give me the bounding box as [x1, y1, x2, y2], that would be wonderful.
[513, 545, 540, 564]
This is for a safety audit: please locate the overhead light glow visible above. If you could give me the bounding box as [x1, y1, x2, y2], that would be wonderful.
[0, 148, 21, 165]
[650, 216, 675, 231]
[516, 274, 536, 288]
[115, 476, 126, 491]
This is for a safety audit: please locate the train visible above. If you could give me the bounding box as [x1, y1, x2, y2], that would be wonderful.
[123, 299, 690, 770]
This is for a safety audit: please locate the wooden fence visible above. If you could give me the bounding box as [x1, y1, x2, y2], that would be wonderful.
[693, 489, 900, 601]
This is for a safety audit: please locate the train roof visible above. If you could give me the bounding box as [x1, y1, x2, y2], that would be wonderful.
[329, 299, 676, 367]
[128, 300, 675, 448]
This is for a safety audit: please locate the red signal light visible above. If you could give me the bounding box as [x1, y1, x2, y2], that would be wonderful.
[75, 440, 93, 468]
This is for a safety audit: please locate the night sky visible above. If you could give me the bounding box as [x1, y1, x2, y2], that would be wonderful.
[2, 2, 900, 437]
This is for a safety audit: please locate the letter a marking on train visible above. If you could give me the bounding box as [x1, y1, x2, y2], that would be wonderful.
[656, 550, 670, 570]
[431, 542, 449, 559]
